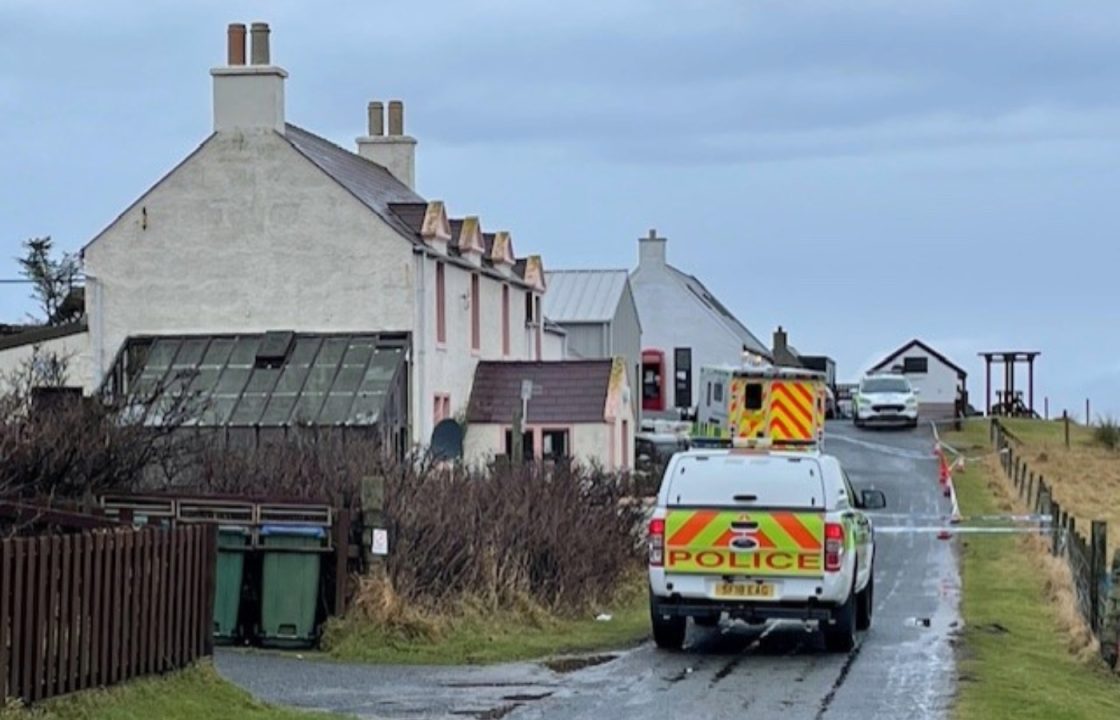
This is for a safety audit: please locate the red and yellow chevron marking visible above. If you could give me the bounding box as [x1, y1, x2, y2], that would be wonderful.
[664, 509, 825, 576]
[769, 381, 816, 441]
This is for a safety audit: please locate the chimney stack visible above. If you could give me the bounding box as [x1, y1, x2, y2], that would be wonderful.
[211, 21, 287, 133]
[638, 228, 667, 267]
[357, 98, 417, 189]
[773, 326, 788, 354]
[227, 23, 246, 65]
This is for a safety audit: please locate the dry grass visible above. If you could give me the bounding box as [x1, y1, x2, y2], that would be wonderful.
[974, 449, 1100, 658]
[1000, 418, 1120, 558]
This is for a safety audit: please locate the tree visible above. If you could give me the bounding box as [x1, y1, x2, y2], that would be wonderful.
[18, 236, 82, 326]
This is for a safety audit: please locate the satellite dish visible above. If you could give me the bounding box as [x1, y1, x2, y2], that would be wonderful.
[430, 419, 464, 461]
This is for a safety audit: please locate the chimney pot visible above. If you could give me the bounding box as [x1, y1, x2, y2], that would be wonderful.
[368, 101, 385, 136]
[387, 100, 404, 136]
[227, 23, 247, 66]
[250, 22, 271, 65]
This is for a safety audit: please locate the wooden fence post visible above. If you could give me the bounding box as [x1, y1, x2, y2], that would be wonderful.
[361, 475, 386, 576]
[1090, 521, 1108, 634]
[1051, 501, 1062, 555]
[1064, 410, 1070, 449]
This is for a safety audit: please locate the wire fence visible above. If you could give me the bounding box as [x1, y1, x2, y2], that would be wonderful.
[990, 419, 1118, 667]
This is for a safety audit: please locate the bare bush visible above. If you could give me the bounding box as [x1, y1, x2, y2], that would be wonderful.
[381, 461, 644, 615]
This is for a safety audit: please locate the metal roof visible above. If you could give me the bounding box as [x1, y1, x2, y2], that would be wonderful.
[542, 270, 629, 323]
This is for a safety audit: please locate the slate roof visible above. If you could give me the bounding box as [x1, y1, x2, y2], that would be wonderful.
[0, 320, 88, 351]
[667, 266, 770, 356]
[542, 270, 629, 324]
[282, 124, 424, 240]
[467, 360, 613, 424]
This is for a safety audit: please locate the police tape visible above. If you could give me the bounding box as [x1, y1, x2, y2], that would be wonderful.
[873, 526, 1052, 535]
[867, 512, 1052, 523]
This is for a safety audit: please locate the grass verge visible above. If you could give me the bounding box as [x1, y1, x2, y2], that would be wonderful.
[946, 422, 1120, 720]
[0, 662, 330, 720]
[322, 581, 650, 665]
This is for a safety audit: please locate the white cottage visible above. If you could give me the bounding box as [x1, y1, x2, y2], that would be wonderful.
[629, 229, 770, 418]
[869, 339, 968, 419]
[65, 22, 556, 450]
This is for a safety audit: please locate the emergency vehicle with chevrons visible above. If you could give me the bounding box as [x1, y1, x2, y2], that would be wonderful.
[693, 362, 828, 447]
[648, 384, 887, 651]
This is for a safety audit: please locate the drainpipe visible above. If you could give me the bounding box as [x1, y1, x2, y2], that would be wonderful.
[85, 273, 104, 389]
[413, 249, 427, 450]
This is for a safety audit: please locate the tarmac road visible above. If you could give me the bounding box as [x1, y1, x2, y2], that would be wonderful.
[217, 421, 961, 719]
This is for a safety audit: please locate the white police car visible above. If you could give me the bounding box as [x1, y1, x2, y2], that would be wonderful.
[852, 374, 919, 428]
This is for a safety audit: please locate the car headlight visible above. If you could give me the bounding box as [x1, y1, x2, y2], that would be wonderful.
[906, 396, 918, 406]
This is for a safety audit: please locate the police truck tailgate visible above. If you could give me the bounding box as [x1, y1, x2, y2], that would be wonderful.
[663, 454, 826, 578]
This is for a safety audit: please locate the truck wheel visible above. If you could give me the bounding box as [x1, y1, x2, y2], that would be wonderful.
[856, 573, 874, 631]
[824, 583, 857, 653]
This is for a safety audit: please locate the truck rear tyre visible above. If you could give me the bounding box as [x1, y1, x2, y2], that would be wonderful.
[824, 584, 857, 653]
[856, 574, 874, 631]
[650, 604, 687, 651]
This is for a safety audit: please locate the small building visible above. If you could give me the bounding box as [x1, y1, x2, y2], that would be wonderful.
[630, 230, 769, 417]
[869, 339, 968, 419]
[464, 359, 634, 469]
[542, 269, 641, 419]
[0, 321, 92, 391]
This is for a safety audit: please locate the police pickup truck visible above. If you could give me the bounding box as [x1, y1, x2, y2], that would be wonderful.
[647, 447, 886, 652]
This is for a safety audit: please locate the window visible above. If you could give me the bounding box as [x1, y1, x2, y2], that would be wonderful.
[524, 291, 535, 326]
[902, 357, 928, 374]
[713, 382, 724, 404]
[470, 274, 480, 352]
[436, 262, 446, 345]
[541, 428, 570, 460]
[744, 382, 763, 410]
[621, 419, 629, 469]
[674, 347, 692, 408]
[502, 285, 510, 356]
[503, 429, 535, 459]
[861, 377, 912, 394]
[433, 393, 451, 424]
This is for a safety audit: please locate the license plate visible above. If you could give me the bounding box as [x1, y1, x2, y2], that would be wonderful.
[714, 582, 774, 599]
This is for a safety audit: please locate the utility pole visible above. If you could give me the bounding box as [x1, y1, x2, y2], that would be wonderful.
[512, 379, 533, 463]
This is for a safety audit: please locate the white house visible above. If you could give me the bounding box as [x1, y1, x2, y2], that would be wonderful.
[542, 269, 641, 418]
[0, 322, 91, 390]
[464, 358, 634, 469]
[50, 22, 560, 451]
[629, 229, 770, 418]
[869, 339, 968, 419]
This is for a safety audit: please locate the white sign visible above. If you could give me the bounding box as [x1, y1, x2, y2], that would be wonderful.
[371, 529, 389, 556]
[520, 379, 534, 401]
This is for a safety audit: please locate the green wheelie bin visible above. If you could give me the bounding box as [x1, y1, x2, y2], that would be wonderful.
[214, 525, 250, 645]
[258, 525, 326, 648]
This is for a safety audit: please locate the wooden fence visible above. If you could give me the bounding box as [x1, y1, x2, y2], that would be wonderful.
[1, 524, 216, 705]
[990, 419, 1117, 666]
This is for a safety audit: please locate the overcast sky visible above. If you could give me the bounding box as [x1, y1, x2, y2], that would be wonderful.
[2, 0, 1118, 416]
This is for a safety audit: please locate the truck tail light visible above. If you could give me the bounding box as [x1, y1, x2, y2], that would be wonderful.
[824, 522, 844, 572]
[648, 518, 665, 567]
